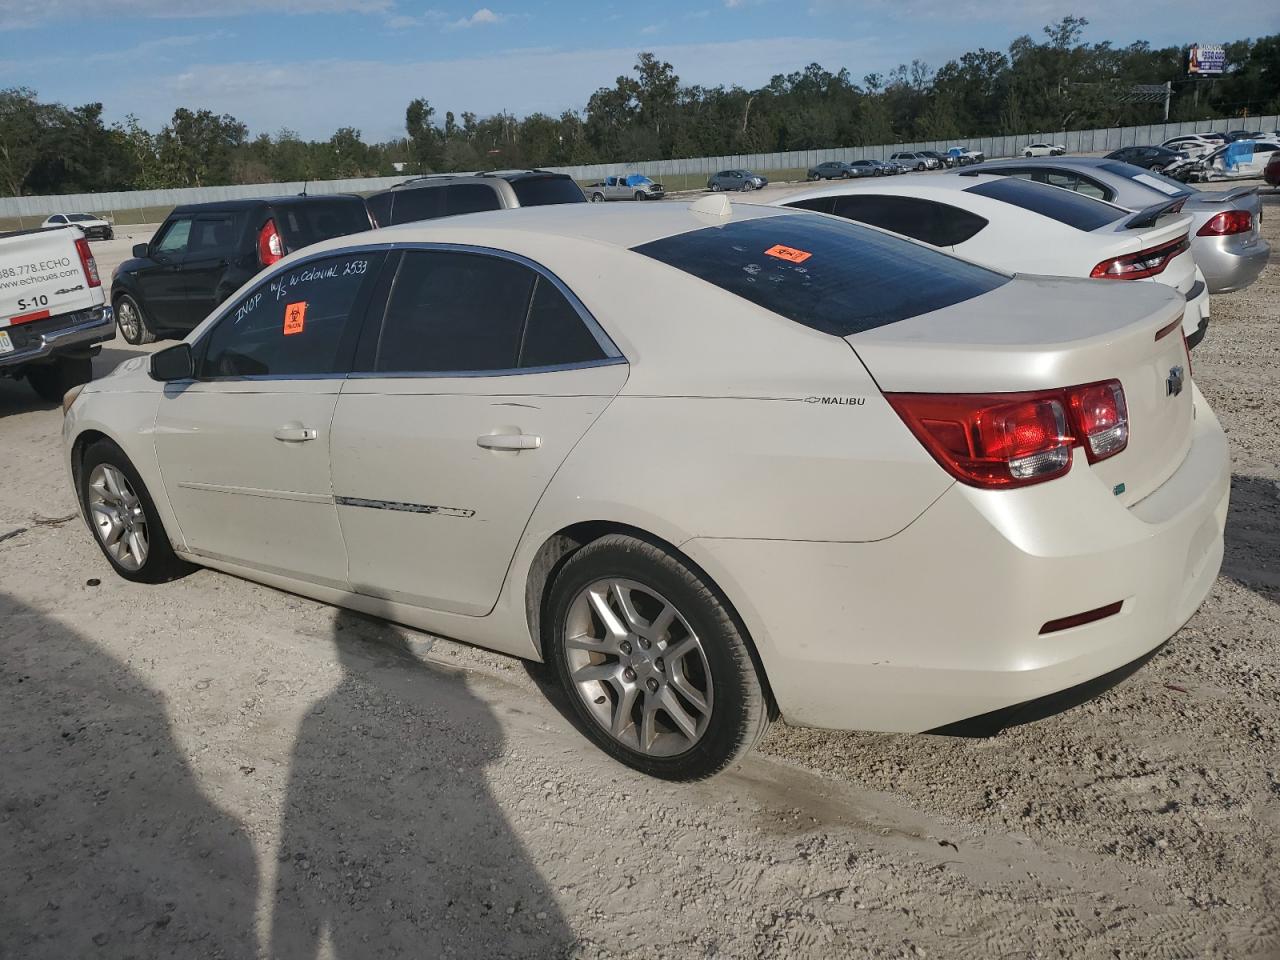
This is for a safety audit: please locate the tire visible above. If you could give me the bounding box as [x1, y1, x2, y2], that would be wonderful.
[842, 171, 851, 179]
[590, 192, 605, 203]
[26, 356, 92, 403]
[545, 534, 770, 781]
[874, 168, 883, 176]
[1025, 151, 1034, 158]
[634, 191, 646, 201]
[807, 174, 817, 181]
[114, 294, 155, 345]
[78, 439, 190, 584]
[711, 183, 722, 192]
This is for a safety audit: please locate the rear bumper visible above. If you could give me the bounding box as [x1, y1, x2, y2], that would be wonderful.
[683, 385, 1229, 732]
[1194, 234, 1269, 294]
[0, 304, 114, 370]
[1181, 270, 1211, 344]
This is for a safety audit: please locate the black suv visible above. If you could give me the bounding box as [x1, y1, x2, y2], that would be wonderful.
[365, 170, 585, 227]
[111, 195, 372, 344]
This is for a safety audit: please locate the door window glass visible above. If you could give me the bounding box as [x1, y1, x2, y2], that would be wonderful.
[445, 184, 503, 216]
[189, 214, 240, 257]
[828, 195, 988, 246]
[50, 215, 67, 223]
[373, 251, 536, 373]
[518, 278, 607, 368]
[199, 253, 378, 378]
[389, 187, 444, 225]
[153, 218, 193, 257]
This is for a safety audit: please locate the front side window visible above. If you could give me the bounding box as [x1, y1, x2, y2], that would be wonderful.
[633, 212, 1009, 338]
[368, 250, 608, 374]
[199, 253, 379, 378]
[153, 218, 193, 257]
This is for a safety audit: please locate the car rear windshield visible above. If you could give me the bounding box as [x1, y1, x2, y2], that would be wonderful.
[273, 199, 371, 248]
[631, 213, 1009, 337]
[1097, 162, 1193, 197]
[963, 177, 1121, 231]
[512, 176, 586, 207]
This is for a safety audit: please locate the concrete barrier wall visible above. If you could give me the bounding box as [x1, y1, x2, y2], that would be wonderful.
[2, 113, 1275, 219]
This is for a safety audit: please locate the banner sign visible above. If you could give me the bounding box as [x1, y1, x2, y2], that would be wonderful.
[1188, 44, 1226, 75]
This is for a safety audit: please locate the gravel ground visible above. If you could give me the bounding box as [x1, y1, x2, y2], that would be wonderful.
[1, 184, 1277, 960]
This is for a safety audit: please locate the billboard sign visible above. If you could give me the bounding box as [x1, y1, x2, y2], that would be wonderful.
[1188, 43, 1226, 76]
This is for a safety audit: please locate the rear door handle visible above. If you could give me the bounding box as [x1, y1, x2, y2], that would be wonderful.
[476, 433, 541, 451]
[274, 425, 318, 442]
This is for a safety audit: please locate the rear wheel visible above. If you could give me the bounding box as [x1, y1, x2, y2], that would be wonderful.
[590, 192, 605, 202]
[114, 294, 155, 345]
[545, 534, 770, 780]
[78, 439, 189, 584]
[26, 356, 92, 403]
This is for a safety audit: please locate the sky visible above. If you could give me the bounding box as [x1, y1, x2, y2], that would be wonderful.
[1, 0, 1277, 142]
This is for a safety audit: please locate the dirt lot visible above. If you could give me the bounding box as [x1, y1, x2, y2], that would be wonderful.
[2, 185, 1278, 960]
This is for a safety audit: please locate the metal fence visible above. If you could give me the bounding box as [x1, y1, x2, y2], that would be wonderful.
[2, 113, 1276, 224]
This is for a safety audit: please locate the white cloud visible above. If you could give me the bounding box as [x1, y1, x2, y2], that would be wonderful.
[640, 22, 664, 35]
[448, 7, 505, 28]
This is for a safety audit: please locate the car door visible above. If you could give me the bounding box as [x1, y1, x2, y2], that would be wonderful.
[135, 216, 194, 329]
[153, 249, 386, 588]
[331, 247, 627, 617]
[180, 211, 243, 330]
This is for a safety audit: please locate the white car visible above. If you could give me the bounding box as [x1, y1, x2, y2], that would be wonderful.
[1159, 134, 1222, 160]
[63, 200, 1229, 780]
[777, 174, 1212, 347]
[1024, 143, 1067, 157]
[1194, 140, 1280, 181]
[41, 213, 114, 240]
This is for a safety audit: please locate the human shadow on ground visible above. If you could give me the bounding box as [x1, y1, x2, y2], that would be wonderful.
[1221, 474, 1280, 607]
[270, 610, 574, 959]
[0, 593, 261, 959]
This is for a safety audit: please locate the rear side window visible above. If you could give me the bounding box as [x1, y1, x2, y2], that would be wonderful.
[368, 250, 608, 374]
[511, 176, 586, 207]
[200, 253, 379, 378]
[390, 187, 444, 224]
[826, 195, 988, 247]
[445, 184, 502, 216]
[274, 200, 370, 249]
[189, 213, 240, 256]
[632, 213, 1008, 338]
[964, 178, 1121, 231]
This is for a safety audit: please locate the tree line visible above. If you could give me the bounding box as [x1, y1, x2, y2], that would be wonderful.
[2, 17, 1277, 197]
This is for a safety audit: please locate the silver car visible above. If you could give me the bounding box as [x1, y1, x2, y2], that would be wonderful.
[969, 157, 1269, 294]
[707, 169, 768, 191]
[587, 174, 666, 201]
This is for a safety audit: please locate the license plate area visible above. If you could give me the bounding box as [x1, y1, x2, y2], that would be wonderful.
[0, 330, 13, 355]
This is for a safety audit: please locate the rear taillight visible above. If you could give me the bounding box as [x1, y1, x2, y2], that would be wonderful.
[1068, 380, 1128, 462]
[75, 237, 100, 287]
[888, 379, 1129, 489]
[257, 218, 285, 267]
[1090, 235, 1189, 280]
[1196, 210, 1252, 236]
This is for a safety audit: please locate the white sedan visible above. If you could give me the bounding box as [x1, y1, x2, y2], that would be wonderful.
[1024, 142, 1067, 157]
[776, 174, 1212, 347]
[63, 199, 1229, 780]
[41, 213, 114, 240]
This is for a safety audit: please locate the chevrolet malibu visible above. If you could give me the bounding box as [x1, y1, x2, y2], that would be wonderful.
[63, 200, 1229, 781]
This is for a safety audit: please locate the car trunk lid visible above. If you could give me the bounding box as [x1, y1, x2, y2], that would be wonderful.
[848, 275, 1195, 506]
[0, 226, 99, 330]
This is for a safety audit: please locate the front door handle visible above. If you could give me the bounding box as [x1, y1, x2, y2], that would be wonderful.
[274, 424, 318, 442]
[476, 433, 541, 451]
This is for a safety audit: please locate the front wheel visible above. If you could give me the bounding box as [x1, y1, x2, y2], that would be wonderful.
[634, 191, 646, 201]
[711, 183, 722, 192]
[114, 294, 155, 345]
[27, 356, 92, 403]
[78, 439, 190, 584]
[590, 192, 605, 202]
[1024, 151, 1034, 158]
[545, 534, 770, 781]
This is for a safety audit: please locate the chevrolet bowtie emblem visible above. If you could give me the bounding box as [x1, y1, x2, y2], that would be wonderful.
[1166, 365, 1185, 397]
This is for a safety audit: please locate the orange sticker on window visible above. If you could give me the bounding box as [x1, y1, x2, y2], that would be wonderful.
[284, 301, 307, 336]
[764, 244, 812, 263]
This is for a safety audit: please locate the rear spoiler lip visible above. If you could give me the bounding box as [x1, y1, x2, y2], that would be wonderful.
[1193, 185, 1258, 205]
[1122, 196, 1188, 230]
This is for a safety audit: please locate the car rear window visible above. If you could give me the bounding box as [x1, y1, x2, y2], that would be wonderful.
[273, 199, 371, 248]
[511, 176, 586, 207]
[963, 177, 1122, 231]
[1097, 162, 1192, 197]
[631, 213, 1008, 337]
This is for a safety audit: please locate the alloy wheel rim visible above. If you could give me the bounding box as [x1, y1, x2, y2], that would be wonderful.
[564, 578, 713, 757]
[87, 463, 149, 571]
[117, 300, 139, 341]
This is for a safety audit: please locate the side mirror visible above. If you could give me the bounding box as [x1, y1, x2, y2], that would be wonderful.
[132, 243, 149, 258]
[149, 343, 194, 382]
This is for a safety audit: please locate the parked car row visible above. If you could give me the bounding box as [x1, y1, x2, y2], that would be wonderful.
[63, 177, 1236, 780]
